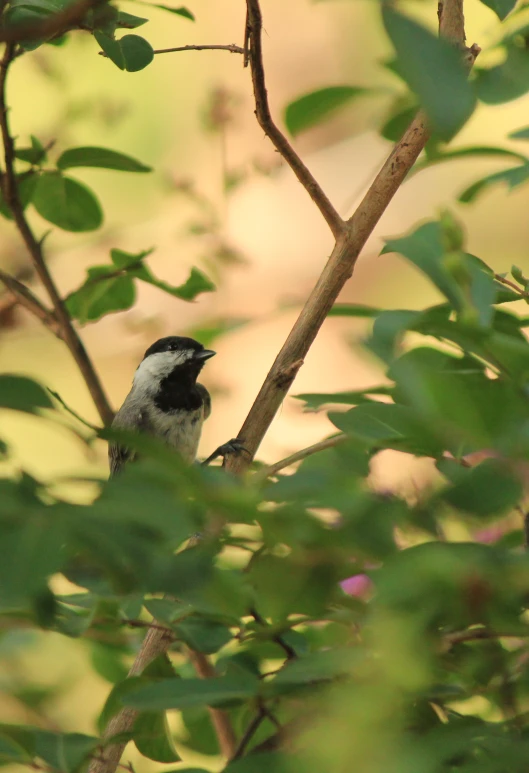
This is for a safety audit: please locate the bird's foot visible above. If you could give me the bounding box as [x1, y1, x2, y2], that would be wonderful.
[201, 438, 249, 466]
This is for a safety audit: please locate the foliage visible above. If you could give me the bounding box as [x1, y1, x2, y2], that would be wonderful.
[3, 0, 529, 773]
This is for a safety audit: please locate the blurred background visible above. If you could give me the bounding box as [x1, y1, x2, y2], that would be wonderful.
[1, 0, 529, 754]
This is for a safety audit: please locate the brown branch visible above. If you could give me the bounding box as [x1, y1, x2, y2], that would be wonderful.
[0, 267, 62, 336]
[0, 0, 106, 43]
[187, 649, 237, 758]
[252, 434, 347, 483]
[244, 0, 344, 239]
[87, 626, 173, 773]
[88, 624, 236, 773]
[225, 0, 479, 475]
[442, 627, 529, 650]
[0, 44, 113, 426]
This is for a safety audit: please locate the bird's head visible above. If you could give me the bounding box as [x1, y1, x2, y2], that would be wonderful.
[133, 336, 215, 390]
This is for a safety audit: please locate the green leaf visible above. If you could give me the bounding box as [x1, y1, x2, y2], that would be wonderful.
[294, 386, 392, 410]
[479, 0, 517, 20]
[66, 271, 135, 324]
[133, 712, 180, 763]
[442, 458, 523, 516]
[327, 303, 380, 318]
[458, 163, 529, 203]
[14, 135, 46, 165]
[269, 649, 354, 688]
[382, 8, 476, 141]
[151, 5, 195, 20]
[329, 402, 443, 457]
[130, 261, 216, 301]
[32, 731, 98, 773]
[380, 104, 418, 143]
[173, 618, 233, 654]
[57, 146, 151, 173]
[412, 146, 529, 175]
[94, 30, 125, 69]
[509, 126, 529, 140]
[120, 34, 154, 72]
[284, 86, 368, 136]
[383, 223, 497, 327]
[123, 675, 258, 710]
[475, 47, 529, 104]
[32, 173, 103, 232]
[116, 10, 148, 28]
[91, 643, 128, 683]
[222, 753, 291, 773]
[0, 733, 32, 763]
[0, 172, 37, 220]
[0, 375, 53, 413]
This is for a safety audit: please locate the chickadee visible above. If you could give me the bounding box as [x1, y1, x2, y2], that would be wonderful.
[109, 335, 243, 476]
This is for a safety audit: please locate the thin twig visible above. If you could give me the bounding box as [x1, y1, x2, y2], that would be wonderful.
[252, 434, 347, 483]
[244, 0, 344, 239]
[442, 627, 529, 649]
[153, 44, 244, 55]
[0, 267, 61, 336]
[0, 44, 113, 426]
[99, 43, 245, 58]
[231, 705, 267, 760]
[250, 607, 296, 661]
[494, 273, 528, 297]
[225, 0, 479, 476]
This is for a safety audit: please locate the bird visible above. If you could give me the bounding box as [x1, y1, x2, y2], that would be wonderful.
[108, 335, 244, 476]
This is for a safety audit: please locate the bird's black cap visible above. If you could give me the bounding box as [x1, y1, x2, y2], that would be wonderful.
[143, 336, 215, 361]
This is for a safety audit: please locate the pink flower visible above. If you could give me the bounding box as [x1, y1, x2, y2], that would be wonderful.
[473, 524, 509, 545]
[340, 574, 373, 598]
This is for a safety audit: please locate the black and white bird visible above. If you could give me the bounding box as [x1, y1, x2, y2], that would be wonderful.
[109, 336, 241, 476]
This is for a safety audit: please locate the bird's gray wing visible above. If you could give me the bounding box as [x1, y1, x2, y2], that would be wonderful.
[108, 397, 153, 477]
[197, 383, 211, 421]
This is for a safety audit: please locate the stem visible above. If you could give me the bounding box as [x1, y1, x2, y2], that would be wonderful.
[225, 0, 479, 475]
[154, 43, 244, 55]
[244, 0, 344, 240]
[99, 44, 244, 59]
[0, 268, 61, 336]
[252, 434, 347, 483]
[0, 44, 113, 426]
[231, 705, 267, 760]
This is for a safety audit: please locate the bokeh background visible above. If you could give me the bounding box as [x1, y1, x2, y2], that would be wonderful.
[1, 0, 529, 758]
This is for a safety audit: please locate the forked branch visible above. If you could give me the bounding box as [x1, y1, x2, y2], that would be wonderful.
[225, 0, 479, 476]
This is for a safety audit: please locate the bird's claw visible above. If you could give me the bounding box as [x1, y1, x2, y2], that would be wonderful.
[201, 438, 250, 466]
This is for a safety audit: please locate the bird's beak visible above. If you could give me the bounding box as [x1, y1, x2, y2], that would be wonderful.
[194, 349, 216, 361]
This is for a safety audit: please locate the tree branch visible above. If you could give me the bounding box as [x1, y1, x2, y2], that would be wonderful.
[244, 0, 344, 239]
[0, 44, 113, 426]
[0, 268, 62, 336]
[186, 649, 237, 758]
[252, 434, 347, 483]
[88, 625, 236, 773]
[225, 0, 479, 475]
[0, 0, 106, 44]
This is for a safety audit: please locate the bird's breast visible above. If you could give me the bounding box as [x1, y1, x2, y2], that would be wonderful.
[149, 406, 204, 463]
